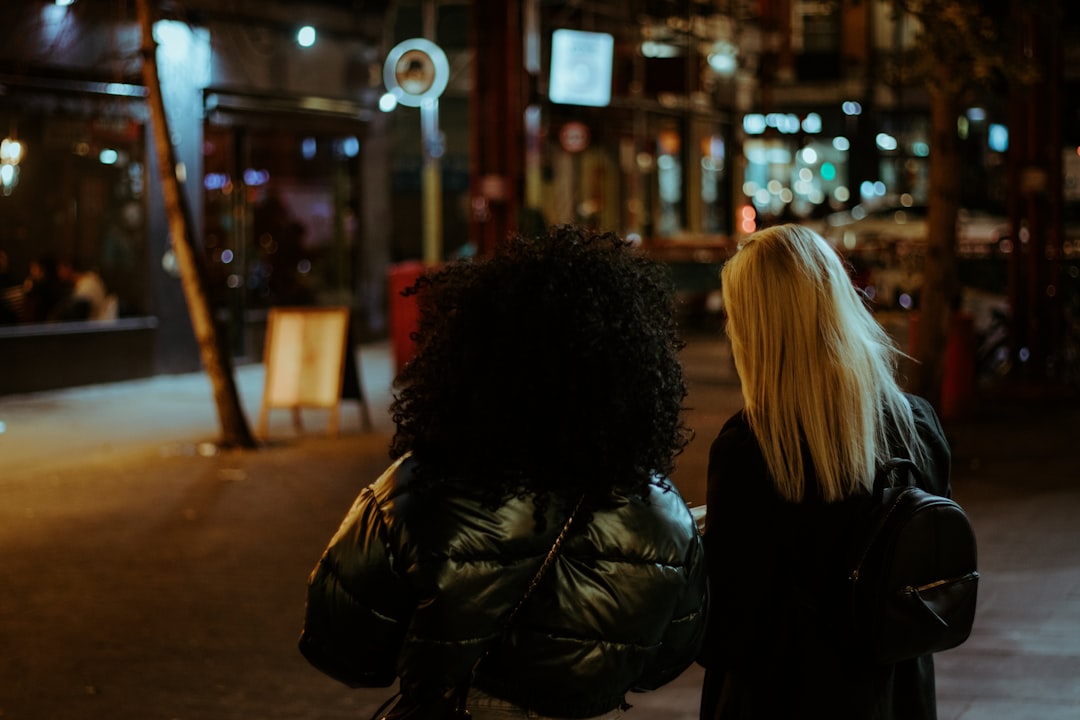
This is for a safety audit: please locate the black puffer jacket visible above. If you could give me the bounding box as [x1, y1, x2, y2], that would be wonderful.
[300, 455, 709, 718]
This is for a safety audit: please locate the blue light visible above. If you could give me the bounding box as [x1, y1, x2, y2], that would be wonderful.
[203, 173, 230, 190]
[297, 26, 316, 48]
[340, 136, 360, 158]
[379, 92, 399, 112]
[842, 101, 862, 116]
[875, 133, 898, 151]
[743, 114, 766, 135]
[243, 168, 270, 186]
[988, 124, 1009, 152]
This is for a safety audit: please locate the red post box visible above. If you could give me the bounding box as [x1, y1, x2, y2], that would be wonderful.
[908, 310, 976, 420]
[387, 261, 426, 375]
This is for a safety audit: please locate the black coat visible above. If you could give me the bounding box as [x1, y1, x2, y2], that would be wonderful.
[697, 394, 951, 720]
[300, 454, 709, 718]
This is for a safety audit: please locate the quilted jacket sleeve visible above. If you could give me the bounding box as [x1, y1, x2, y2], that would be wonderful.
[632, 491, 710, 691]
[298, 479, 413, 688]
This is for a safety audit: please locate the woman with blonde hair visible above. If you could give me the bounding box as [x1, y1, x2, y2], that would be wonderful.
[697, 224, 951, 719]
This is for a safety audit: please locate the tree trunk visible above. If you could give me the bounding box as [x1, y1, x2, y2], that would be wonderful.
[136, 0, 256, 449]
[910, 83, 963, 408]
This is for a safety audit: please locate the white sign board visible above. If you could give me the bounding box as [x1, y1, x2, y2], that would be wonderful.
[257, 306, 350, 438]
[549, 29, 614, 107]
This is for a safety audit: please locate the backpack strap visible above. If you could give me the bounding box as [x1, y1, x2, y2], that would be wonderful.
[872, 457, 922, 500]
[853, 458, 925, 584]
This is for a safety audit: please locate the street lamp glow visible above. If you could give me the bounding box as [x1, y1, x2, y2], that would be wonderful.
[0, 137, 23, 164]
[706, 41, 737, 76]
[379, 92, 399, 112]
[989, 124, 1009, 152]
[875, 133, 898, 151]
[297, 26, 316, 48]
[842, 100, 862, 116]
[743, 114, 766, 134]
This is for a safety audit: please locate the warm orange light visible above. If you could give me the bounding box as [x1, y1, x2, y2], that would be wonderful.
[657, 130, 680, 155]
[738, 205, 757, 234]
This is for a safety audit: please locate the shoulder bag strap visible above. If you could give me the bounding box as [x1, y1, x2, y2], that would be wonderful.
[504, 493, 585, 627]
[447, 494, 585, 717]
[373, 494, 586, 720]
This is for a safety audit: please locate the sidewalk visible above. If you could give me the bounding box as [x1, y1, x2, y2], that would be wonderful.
[0, 335, 1078, 719]
[932, 389, 1080, 719]
[0, 342, 398, 480]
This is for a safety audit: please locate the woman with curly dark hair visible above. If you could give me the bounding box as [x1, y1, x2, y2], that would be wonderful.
[300, 225, 708, 719]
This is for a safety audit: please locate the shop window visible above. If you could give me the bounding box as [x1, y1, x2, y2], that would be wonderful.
[202, 125, 361, 317]
[656, 128, 684, 237]
[700, 133, 727, 234]
[0, 108, 146, 326]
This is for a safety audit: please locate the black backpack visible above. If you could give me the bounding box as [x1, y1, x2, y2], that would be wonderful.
[847, 458, 979, 664]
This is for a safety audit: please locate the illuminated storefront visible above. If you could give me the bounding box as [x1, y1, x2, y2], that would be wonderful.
[736, 107, 933, 232]
[0, 2, 384, 394]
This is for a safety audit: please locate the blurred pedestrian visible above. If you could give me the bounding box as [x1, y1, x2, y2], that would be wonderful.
[58, 260, 111, 321]
[697, 224, 951, 719]
[0, 249, 20, 324]
[20, 253, 69, 323]
[0, 248, 13, 288]
[300, 225, 708, 719]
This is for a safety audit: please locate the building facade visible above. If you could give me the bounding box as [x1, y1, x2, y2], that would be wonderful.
[1, 0, 1073, 394]
[0, 0, 391, 393]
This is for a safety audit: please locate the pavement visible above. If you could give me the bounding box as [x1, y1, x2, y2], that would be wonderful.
[0, 335, 1078, 719]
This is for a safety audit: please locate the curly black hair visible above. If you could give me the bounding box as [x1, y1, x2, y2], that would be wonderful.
[389, 225, 691, 508]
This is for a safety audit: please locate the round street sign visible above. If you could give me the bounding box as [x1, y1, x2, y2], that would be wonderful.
[384, 38, 450, 108]
[559, 121, 590, 153]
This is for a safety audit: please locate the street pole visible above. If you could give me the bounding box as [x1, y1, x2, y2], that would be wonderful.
[421, 98, 443, 265]
[523, 0, 543, 217]
[421, 0, 442, 265]
[384, 33, 449, 265]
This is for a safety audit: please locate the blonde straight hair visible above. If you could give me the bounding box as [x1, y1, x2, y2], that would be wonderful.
[721, 224, 927, 503]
